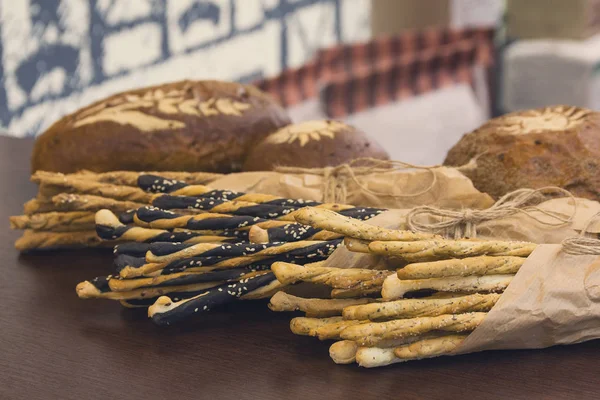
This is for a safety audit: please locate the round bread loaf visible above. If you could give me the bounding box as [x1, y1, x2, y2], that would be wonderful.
[444, 106, 600, 199]
[242, 120, 389, 171]
[32, 80, 291, 173]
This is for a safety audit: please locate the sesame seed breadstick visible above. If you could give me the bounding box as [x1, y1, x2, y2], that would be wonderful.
[393, 334, 468, 360]
[382, 274, 513, 300]
[368, 240, 537, 262]
[95, 209, 246, 244]
[15, 229, 117, 252]
[343, 293, 501, 321]
[35, 174, 154, 203]
[290, 317, 344, 336]
[148, 272, 277, 325]
[271, 261, 392, 290]
[10, 211, 96, 232]
[145, 239, 342, 264]
[293, 207, 436, 241]
[268, 291, 376, 317]
[397, 256, 526, 279]
[341, 312, 485, 346]
[355, 347, 402, 368]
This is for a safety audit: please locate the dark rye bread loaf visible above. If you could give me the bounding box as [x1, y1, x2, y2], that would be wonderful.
[242, 120, 389, 171]
[444, 106, 600, 200]
[32, 80, 291, 173]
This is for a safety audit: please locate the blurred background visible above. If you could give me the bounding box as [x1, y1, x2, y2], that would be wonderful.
[0, 0, 596, 164]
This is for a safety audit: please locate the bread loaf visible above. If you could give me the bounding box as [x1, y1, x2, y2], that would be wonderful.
[242, 120, 389, 171]
[444, 106, 600, 200]
[32, 80, 291, 173]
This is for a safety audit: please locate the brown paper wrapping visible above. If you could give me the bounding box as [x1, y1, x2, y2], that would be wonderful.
[320, 198, 600, 355]
[206, 167, 494, 210]
[456, 245, 600, 353]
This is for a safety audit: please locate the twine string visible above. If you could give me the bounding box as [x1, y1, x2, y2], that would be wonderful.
[276, 157, 439, 203]
[406, 186, 576, 239]
[562, 211, 600, 255]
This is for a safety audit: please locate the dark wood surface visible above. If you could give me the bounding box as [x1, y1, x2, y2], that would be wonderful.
[1, 136, 599, 400]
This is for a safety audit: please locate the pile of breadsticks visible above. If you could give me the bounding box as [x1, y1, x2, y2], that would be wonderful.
[268, 207, 537, 368]
[9, 170, 221, 251]
[75, 174, 385, 325]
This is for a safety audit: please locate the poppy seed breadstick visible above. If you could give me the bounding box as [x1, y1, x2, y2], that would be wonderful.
[393, 334, 468, 361]
[341, 312, 486, 346]
[397, 256, 526, 279]
[369, 240, 537, 261]
[15, 229, 116, 252]
[329, 341, 358, 364]
[35, 174, 154, 203]
[148, 272, 276, 325]
[248, 206, 386, 243]
[10, 211, 96, 232]
[310, 319, 367, 340]
[382, 274, 513, 300]
[330, 287, 383, 299]
[290, 317, 344, 336]
[343, 293, 500, 321]
[346, 333, 456, 367]
[268, 291, 375, 317]
[294, 207, 436, 241]
[271, 262, 391, 289]
[146, 239, 342, 264]
[343, 237, 372, 253]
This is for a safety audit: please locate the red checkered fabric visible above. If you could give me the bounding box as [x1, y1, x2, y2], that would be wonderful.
[253, 26, 495, 109]
[320, 39, 483, 118]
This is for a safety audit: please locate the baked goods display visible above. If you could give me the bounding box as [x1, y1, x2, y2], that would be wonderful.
[444, 106, 600, 201]
[242, 120, 390, 171]
[9, 170, 222, 251]
[268, 207, 536, 367]
[31, 80, 292, 174]
[73, 175, 386, 324]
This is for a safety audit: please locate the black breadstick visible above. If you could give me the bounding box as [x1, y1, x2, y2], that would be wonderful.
[149, 272, 276, 326]
[140, 174, 321, 209]
[148, 241, 282, 257]
[135, 206, 265, 233]
[107, 267, 272, 292]
[159, 250, 334, 275]
[118, 210, 137, 224]
[96, 223, 244, 243]
[113, 242, 152, 257]
[152, 195, 299, 219]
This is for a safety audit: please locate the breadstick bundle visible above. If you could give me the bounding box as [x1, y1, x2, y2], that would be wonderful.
[259, 206, 545, 367]
[76, 188, 395, 325]
[10, 170, 221, 251]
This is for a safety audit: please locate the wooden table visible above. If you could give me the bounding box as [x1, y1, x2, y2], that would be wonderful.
[1, 136, 598, 400]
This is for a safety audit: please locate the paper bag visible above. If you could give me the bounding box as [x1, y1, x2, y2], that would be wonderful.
[207, 166, 494, 210]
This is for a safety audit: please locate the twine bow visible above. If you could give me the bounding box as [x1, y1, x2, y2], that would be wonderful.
[562, 212, 600, 255]
[407, 187, 576, 239]
[276, 157, 438, 203]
